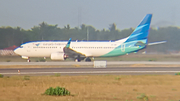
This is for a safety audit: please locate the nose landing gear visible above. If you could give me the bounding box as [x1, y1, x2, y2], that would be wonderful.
[27, 58, 30, 62]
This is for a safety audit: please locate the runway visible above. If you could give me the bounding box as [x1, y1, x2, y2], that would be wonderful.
[1, 61, 180, 69]
[1, 61, 180, 66]
[1, 67, 180, 76]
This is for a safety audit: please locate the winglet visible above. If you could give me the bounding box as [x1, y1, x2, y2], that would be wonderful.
[65, 38, 72, 48]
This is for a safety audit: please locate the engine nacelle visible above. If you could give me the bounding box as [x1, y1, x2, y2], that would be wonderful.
[22, 56, 29, 59]
[50, 53, 65, 60]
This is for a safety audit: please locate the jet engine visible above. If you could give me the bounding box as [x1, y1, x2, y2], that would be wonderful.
[50, 52, 66, 60]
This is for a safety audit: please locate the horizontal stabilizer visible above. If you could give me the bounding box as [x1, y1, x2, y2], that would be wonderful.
[148, 41, 167, 46]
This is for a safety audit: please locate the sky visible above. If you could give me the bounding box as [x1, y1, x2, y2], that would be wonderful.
[0, 0, 180, 30]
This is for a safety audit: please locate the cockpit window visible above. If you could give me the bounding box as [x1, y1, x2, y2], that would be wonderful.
[20, 46, 25, 48]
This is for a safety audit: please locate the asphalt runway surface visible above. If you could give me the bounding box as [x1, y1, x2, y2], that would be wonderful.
[1, 67, 180, 76]
[1, 61, 180, 66]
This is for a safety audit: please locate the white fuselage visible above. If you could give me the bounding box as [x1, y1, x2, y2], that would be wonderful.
[14, 38, 127, 58]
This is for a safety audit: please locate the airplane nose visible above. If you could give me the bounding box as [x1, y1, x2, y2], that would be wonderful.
[14, 48, 20, 55]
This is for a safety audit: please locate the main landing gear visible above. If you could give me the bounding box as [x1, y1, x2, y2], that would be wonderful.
[85, 57, 91, 62]
[74, 56, 91, 62]
[75, 58, 81, 62]
[74, 57, 92, 62]
[74, 55, 81, 62]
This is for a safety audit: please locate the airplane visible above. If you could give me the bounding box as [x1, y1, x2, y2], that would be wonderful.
[14, 14, 166, 62]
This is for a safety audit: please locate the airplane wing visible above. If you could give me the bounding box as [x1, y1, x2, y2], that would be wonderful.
[148, 41, 167, 46]
[63, 38, 86, 60]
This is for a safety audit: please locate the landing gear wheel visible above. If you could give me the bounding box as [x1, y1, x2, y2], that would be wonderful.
[75, 58, 81, 62]
[85, 57, 91, 62]
[27, 59, 30, 62]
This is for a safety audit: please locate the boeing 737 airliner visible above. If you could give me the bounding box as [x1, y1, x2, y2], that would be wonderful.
[14, 14, 166, 62]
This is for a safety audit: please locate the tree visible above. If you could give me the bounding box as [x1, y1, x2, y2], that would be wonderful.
[109, 23, 116, 32]
[67, 24, 70, 30]
[81, 24, 86, 30]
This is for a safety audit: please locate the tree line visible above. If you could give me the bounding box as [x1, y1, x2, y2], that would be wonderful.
[0, 22, 179, 53]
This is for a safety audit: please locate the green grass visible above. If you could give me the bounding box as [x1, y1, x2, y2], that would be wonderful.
[23, 76, 30, 80]
[44, 86, 70, 96]
[175, 72, 180, 75]
[0, 74, 4, 78]
[137, 93, 149, 101]
[54, 73, 61, 77]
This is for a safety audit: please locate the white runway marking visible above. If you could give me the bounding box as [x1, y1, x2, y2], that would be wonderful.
[1, 71, 180, 75]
